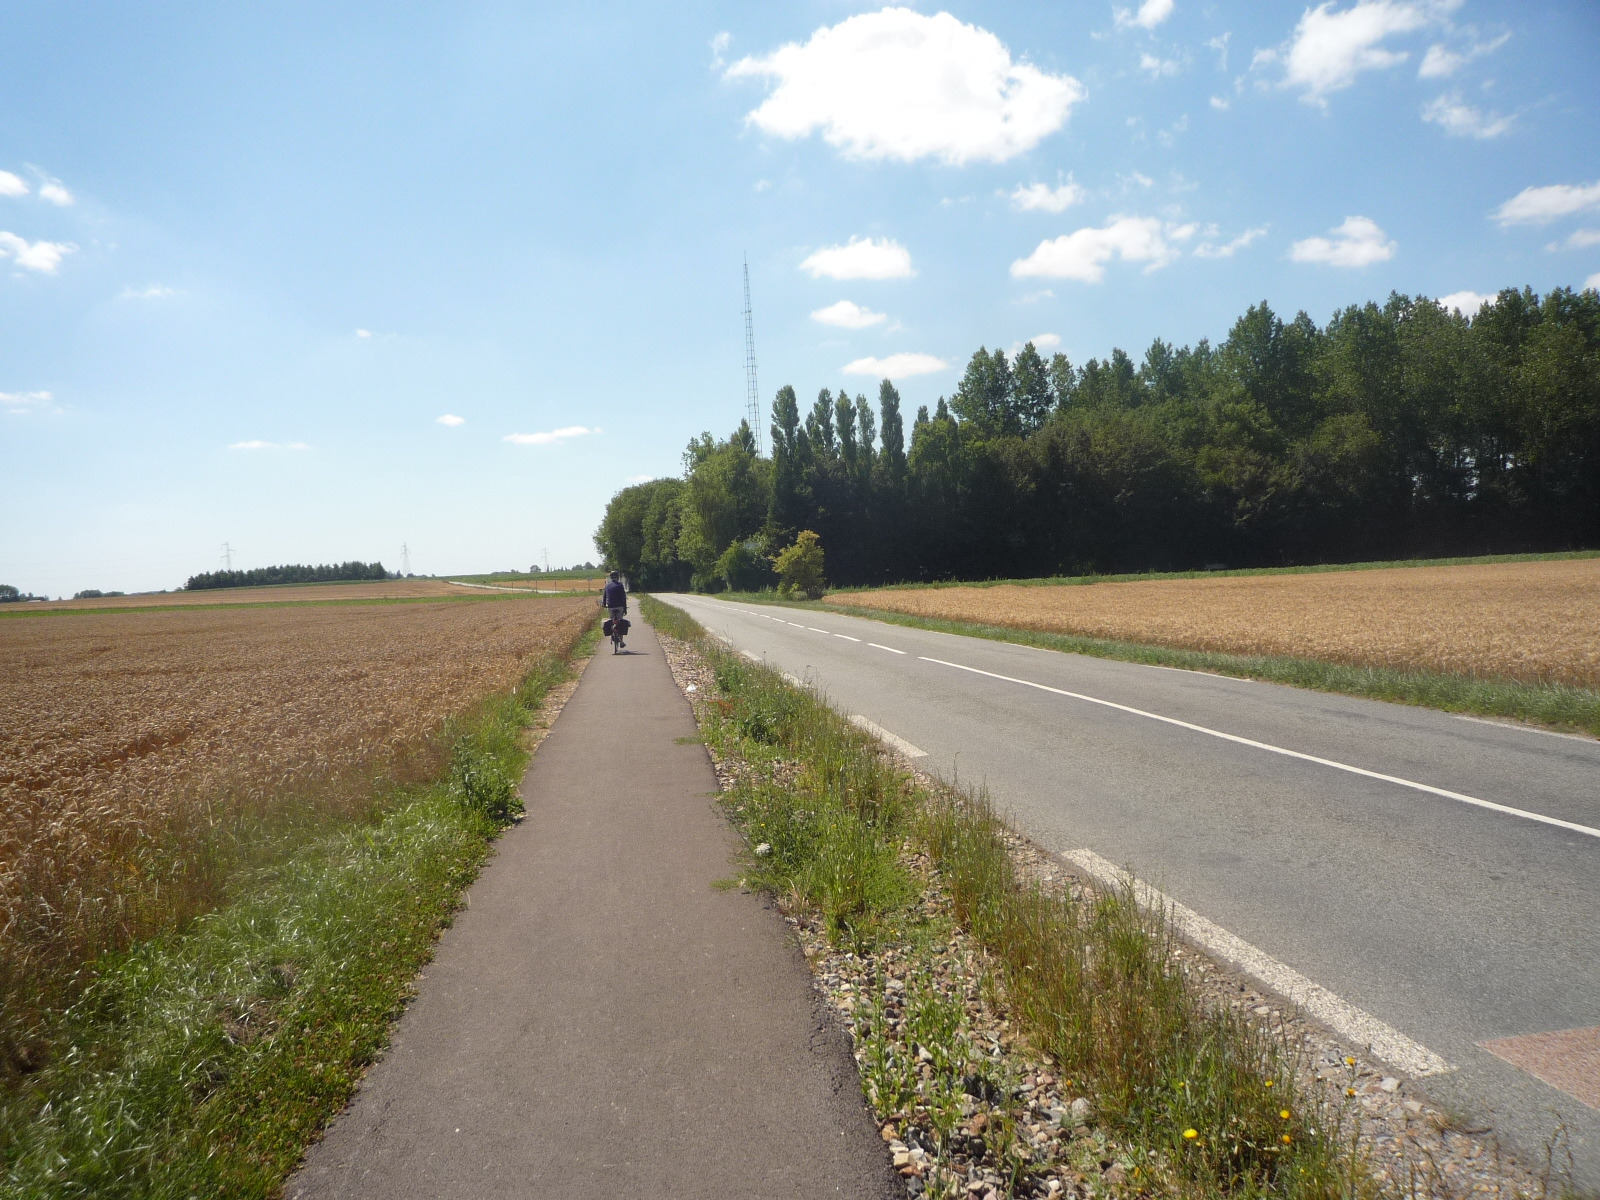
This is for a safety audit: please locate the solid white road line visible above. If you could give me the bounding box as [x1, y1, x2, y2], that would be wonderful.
[868, 643, 906, 655]
[1065, 848, 1455, 1078]
[848, 714, 927, 759]
[835, 634, 862, 642]
[919, 656, 1600, 841]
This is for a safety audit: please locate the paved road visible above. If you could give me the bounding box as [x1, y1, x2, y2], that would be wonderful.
[290, 614, 898, 1200]
[659, 593, 1600, 1194]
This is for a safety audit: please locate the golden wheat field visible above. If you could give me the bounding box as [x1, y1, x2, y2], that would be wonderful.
[20, 578, 506, 609]
[0, 594, 593, 1059]
[828, 558, 1600, 690]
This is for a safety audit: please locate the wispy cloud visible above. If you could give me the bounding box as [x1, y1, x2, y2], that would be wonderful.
[355, 328, 373, 338]
[800, 237, 914, 280]
[436, 414, 465, 426]
[1193, 225, 1269, 258]
[1289, 215, 1396, 266]
[1418, 32, 1508, 78]
[1422, 93, 1511, 138]
[0, 231, 75, 273]
[1010, 333, 1062, 356]
[1115, 0, 1175, 31]
[1494, 181, 1600, 226]
[727, 9, 1083, 165]
[1547, 229, 1600, 252]
[1011, 215, 1195, 282]
[503, 426, 594, 446]
[119, 284, 178, 300]
[710, 31, 731, 70]
[229, 440, 310, 450]
[1010, 178, 1086, 213]
[1437, 290, 1494, 316]
[841, 353, 948, 379]
[1140, 52, 1182, 77]
[811, 299, 887, 329]
[1587, 272, 1600, 292]
[2, 389, 55, 415]
[38, 181, 73, 207]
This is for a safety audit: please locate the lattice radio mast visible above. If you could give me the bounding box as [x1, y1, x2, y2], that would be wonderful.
[742, 257, 762, 455]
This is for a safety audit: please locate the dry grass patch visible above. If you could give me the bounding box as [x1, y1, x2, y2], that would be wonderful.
[829, 559, 1600, 690]
[18, 578, 479, 610]
[0, 595, 593, 1074]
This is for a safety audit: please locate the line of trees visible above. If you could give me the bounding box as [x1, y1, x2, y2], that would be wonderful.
[596, 286, 1600, 590]
[183, 561, 391, 590]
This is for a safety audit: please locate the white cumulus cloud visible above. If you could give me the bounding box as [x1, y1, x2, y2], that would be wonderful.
[0, 171, 27, 197]
[1587, 272, 1600, 292]
[1, 389, 54, 415]
[842, 352, 949, 379]
[1422, 94, 1511, 138]
[0, 231, 75, 273]
[503, 426, 594, 446]
[1494, 181, 1600, 226]
[1549, 229, 1600, 251]
[1010, 178, 1085, 213]
[1010, 216, 1193, 283]
[436, 414, 465, 426]
[1437, 290, 1494, 316]
[1262, 0, 1441, 105]
[1289, 215, 1396, 267]
[1194, 226, 1269, 258]
[800, 237, 914, 280]
[1010, 333, 1062, 356]
[38, 182, 73, 206]
[726, 8, 1084, 165]
[1140, 53, 1182, 77]
[811, 300, 888, 329]
[229, 440, 310, 450]
[1115, 0, 1176, 30]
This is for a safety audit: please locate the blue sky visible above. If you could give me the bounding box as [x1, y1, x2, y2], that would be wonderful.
[3, 1, 1597, 596]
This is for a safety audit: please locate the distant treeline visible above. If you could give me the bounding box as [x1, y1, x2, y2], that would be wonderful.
[597, 286, 1600, 590]
[183, 561, 390, 590]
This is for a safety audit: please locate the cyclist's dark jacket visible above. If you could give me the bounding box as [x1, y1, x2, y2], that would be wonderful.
[602, 579, 627, 608]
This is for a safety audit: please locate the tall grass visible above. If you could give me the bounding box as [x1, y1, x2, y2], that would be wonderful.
[644, 593, 1377, 1200]
[0, 630, 595, 1197]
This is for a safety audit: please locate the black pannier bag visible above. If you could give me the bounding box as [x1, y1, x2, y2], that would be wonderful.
[602, 618, 614, 636]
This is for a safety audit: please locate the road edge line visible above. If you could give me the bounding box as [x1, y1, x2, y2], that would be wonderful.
[1063, 848, 1455, 1079]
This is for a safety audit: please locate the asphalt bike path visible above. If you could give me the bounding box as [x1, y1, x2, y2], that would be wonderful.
[289, 613, 899, 1199]
[659, 593, 1600, 1194]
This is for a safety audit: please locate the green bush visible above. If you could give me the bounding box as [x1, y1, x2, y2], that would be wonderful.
[771, 530, 826, 600]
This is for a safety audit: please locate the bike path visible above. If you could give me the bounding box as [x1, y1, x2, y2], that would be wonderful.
[289, 614, 897, 1199]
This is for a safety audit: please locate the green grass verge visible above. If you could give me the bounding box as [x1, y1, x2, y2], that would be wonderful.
[709, 592, 1600, 740]
[0, 625, 598, 1198]
[642, 593, 1377, 1200]
[821, 548, 1600, 595]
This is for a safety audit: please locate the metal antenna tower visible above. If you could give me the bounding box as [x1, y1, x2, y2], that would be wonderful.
[742, 257, 762, 454]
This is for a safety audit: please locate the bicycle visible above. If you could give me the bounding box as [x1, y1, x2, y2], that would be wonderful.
[604, 612, 629, 654]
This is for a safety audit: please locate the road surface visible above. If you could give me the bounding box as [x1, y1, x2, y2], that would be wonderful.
[658, 592, 1600, 1194]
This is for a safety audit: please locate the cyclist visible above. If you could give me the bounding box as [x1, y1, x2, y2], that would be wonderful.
[601, 571, 628, 649]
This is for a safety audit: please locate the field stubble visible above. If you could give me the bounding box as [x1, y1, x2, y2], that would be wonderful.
[828, 559, 1600, 691]
[0, 595, 593, 1075]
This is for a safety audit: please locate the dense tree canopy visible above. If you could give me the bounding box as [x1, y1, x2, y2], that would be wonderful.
[596, 287, 1600, 590]
[183, 561, 391, 590]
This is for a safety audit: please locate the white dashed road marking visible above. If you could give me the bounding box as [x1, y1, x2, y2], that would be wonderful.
[868, 643, 906, 655]
[848, 715, 927, 759]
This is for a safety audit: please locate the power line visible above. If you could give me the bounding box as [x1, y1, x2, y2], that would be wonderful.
[221, 541, 233, 571]
[743, 256, 762, 455]
[401, 542, 411, 575]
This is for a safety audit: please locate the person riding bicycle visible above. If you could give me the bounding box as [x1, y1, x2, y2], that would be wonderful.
[601, 571, 628, 648]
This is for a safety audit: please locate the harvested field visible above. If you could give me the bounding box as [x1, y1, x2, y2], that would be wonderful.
[18, 578, 482, 610]
[828, 558, 1600, 690]
[0, 595, 593, 1069]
